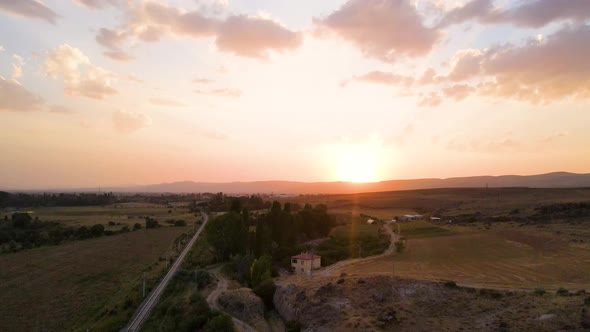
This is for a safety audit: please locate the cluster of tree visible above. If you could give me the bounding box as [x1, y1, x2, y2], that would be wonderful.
[205, 200, 332, 309]
[0, 192, 118, 208]
[0, 213, 125, 253]
[205, 200, 333, 262]
[207, 193, 270, 212]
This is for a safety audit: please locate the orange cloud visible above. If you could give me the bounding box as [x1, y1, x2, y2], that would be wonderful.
[44, 44, 118, 99]
[352, 71, 414, 86]
[439, 0, 590, 28]
[112, 110, 152, 134]
[96, 1, 301, 59]
[314, 0, 440, 61]
[216, 15, 302, 58]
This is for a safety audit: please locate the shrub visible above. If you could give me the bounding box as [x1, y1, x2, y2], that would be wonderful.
[534, 288, 546, 296]
[444, 281, 457, 288]
[557, 287, 569, 296]
[133, 223, 141, 230]
[286, 321, 301, 332]
[90, 224, 105, 237]
[145, 217, 160, 229]
[174, 220, 187, 227]
[584, 297, 590, 306]
[253, 279, 277, 310]
[395, 241, 405, 253]
[204, 314, 235, 332]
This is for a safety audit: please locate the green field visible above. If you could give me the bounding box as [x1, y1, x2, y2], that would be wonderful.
[397, 220, 454, 238]
[0, 219, 191, 331]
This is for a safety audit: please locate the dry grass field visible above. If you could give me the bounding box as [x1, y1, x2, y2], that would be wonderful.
[286, 187, 590, 219]
[26, 203, 200, 230]
[287, 188, 590, 291]
[0, 226, 188, 332]
[340, 221, 590, 290]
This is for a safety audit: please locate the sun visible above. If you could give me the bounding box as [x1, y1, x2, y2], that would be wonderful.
[336, 149, 379, 183]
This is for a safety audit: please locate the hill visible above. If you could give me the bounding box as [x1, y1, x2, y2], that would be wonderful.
[106, 172, 590, 194]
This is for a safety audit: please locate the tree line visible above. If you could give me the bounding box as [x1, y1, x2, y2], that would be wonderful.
[0, 192, 118, 208]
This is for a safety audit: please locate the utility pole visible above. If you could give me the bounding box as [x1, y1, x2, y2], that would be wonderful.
[142, 273, 146, 298]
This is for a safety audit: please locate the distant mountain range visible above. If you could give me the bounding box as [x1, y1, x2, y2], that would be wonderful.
[82, 172, 590, 194]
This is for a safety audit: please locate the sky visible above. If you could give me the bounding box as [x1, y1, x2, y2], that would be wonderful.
[0, 0, 589, 189]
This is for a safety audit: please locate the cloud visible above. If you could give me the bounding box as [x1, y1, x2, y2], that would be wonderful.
[73, 0, 125, 9]
[0, 0, 59, 24]
[0, 45, 4, 52]
[417, 92, 443, 107]
[96, 2, 302, 59]
[194, 88, 241, 98]
[49, 104, 75, 114]
[44, 44, 118, 99]
[112, 110, 152, 133]
[149, 97, 186, 107]
[543, 131, 569, 143]
[215, 15, 302, 58]
[439, 0, 590, 28]
[104, 51, 135, 62]
[314, 0, 440, 61]
[0, 77, 44, 112]
[352, 71, 414, 86]
[193, 78, 214, 84]
[442, 83, 474, 101]
[11, 54, 25, 79]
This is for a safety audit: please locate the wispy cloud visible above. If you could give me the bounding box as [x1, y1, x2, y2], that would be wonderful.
[0, 0, 60, 24]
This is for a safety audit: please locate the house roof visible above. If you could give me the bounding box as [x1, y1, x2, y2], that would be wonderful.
[292, 253, 321, 260]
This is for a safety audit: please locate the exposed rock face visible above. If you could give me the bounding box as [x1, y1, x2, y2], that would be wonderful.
[274, 275, 590, 331]
[218, 287, 271, 332]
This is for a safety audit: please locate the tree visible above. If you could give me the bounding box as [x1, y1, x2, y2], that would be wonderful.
[145, 217, 160, 229]
[90, 224, 105, 237]
[12, 213, 32, 228]
[250, 255, 272, 288]
[133, 223, 142, 230]
[205, 212, 247, 260]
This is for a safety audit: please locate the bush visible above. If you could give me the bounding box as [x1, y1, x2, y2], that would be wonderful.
[557, 287, 569, 296]
[90, 224, 105, 237]
[253, 279, 277, 310]
[584, 297, 590, 305]
[146, 217, 160, 229]
[534, 288, 546, 296]
[395, 241, 405, 253]
[204, 314, 235, 332]
[133, 223, 142, 230]
[286, 321, 301, 332]
[174, 220, 187, 227]
[444, 281, 457, 288]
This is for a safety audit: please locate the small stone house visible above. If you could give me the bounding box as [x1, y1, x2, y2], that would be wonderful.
[291, 253, 321, 275]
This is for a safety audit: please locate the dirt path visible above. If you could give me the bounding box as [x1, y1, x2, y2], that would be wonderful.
[319, 222, 399, 276]
[206, 270, 257, 332]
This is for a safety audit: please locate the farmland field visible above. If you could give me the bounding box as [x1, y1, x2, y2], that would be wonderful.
[341, 221, 590, 290]
[23, 203, 200, 230]
[0, 224, 190, 331]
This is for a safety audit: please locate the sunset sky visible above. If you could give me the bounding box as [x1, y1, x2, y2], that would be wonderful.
[1, 0, 589, 189]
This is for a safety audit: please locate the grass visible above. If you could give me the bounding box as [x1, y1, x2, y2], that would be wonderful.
[398, 221, 454, 238]
[19, 204, 201, 231]
[342, 224, 590, 290]
[0, 226, 189, 332]
[315, 222, 390, 266]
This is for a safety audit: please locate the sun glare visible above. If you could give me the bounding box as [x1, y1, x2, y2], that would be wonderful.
[331, 140, 384, 183]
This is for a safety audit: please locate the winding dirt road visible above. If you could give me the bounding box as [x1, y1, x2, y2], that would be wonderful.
[206, 270, 257, 332]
